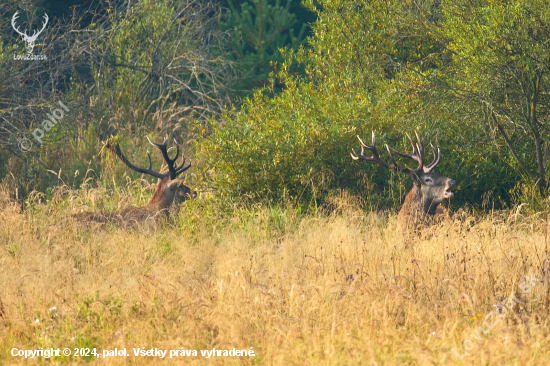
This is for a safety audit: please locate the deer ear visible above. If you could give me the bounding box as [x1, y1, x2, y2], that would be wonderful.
[409, 171, 420, 184]
[166, 178, 184, 189]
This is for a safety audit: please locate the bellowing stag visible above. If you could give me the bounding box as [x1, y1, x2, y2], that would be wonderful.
[73, 136, 193, 224]
[351, 132, 455, 230]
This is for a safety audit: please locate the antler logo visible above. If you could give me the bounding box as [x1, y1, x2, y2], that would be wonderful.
[11, 11, 49, 54]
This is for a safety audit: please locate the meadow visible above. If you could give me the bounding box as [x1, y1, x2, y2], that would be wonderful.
[3, 0, 550, 364]
[1, 185, 549, 365]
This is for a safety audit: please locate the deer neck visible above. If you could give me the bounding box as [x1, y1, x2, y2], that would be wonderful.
[402, 184, 439, 217]
[147, 179, 176, 209]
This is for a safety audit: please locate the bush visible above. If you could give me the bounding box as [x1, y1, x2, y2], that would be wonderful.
[200, 0, 519, 210]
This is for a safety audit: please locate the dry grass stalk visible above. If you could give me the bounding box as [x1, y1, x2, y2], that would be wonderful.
[0, 190, 549, 365]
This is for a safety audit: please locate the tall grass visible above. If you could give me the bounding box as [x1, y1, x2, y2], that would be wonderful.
[1, 186, 550, 365]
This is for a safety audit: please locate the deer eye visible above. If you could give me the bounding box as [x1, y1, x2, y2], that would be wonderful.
[424, 178, 433, 183]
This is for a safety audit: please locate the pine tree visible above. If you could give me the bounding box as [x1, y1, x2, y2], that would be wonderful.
[223, 0, 308, 90]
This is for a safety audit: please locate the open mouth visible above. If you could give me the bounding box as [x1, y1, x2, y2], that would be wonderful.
[444, 179, 456, 198]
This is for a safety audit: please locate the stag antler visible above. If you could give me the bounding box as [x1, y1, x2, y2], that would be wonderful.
[105, 136, 191, 180]
[423, 143, 440, 173]
[351, 131, 441, 174]
[351, 132, 391, 169]
[386, 132, 424, 172]
[146, 136, 191, 179]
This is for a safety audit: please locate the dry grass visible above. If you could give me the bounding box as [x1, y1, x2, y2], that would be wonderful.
[1, 187, 550, 365]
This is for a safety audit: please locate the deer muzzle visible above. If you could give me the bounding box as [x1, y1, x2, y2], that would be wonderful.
[444, 179, 456, 198]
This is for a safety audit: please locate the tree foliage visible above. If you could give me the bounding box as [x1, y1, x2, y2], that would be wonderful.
[4, 0, 550, 212]
[201, 0, 516, 208]
[90, 0, 237, 135]
[438, 0, 550, 196]
[222, 0, 308, 90]
[0, 0, 237, 198]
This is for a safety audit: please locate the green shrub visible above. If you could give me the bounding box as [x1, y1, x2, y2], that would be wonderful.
[200, 0, 519, 210]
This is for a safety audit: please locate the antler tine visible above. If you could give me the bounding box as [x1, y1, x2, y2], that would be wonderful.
[385, 144, 411, 173]
[414, 131, 424, 161]
[386, 133, 424, 170]
[407, 133, 423, 169]
[175, 161, 192, 175]
[145, 152, 153, 171]
[171, 138, 180, 163]
[41, 13, 48, 29]
[105, 139, 166, 179]
[350, 135, 366, 160]
[350, 133, 392, 169]
[172, 138, 192, 176]
[423, 143, 441, 173]
[147, 135, 168, 149]
[147, 136, 185, 179]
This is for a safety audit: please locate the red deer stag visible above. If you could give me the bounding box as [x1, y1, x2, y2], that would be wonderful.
[351, 131, 455, 231]
[73, 136, 193, 224]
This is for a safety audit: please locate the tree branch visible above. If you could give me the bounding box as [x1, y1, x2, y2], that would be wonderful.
[490, 109, 535, 181]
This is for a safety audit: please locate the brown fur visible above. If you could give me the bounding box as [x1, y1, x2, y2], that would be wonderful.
[72, 136, 194, 226]
[397, 173, 454, 234]
[72, 178, 192, 225]
[350, 131, 454, 236]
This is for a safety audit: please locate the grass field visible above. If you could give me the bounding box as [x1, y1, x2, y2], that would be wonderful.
[1, 186, 550, 365]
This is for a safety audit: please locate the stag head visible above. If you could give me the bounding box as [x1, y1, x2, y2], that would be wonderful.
[105, 135, 194, 209]
[351, 131, 455, 217]
[12, 11, 49, 54]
